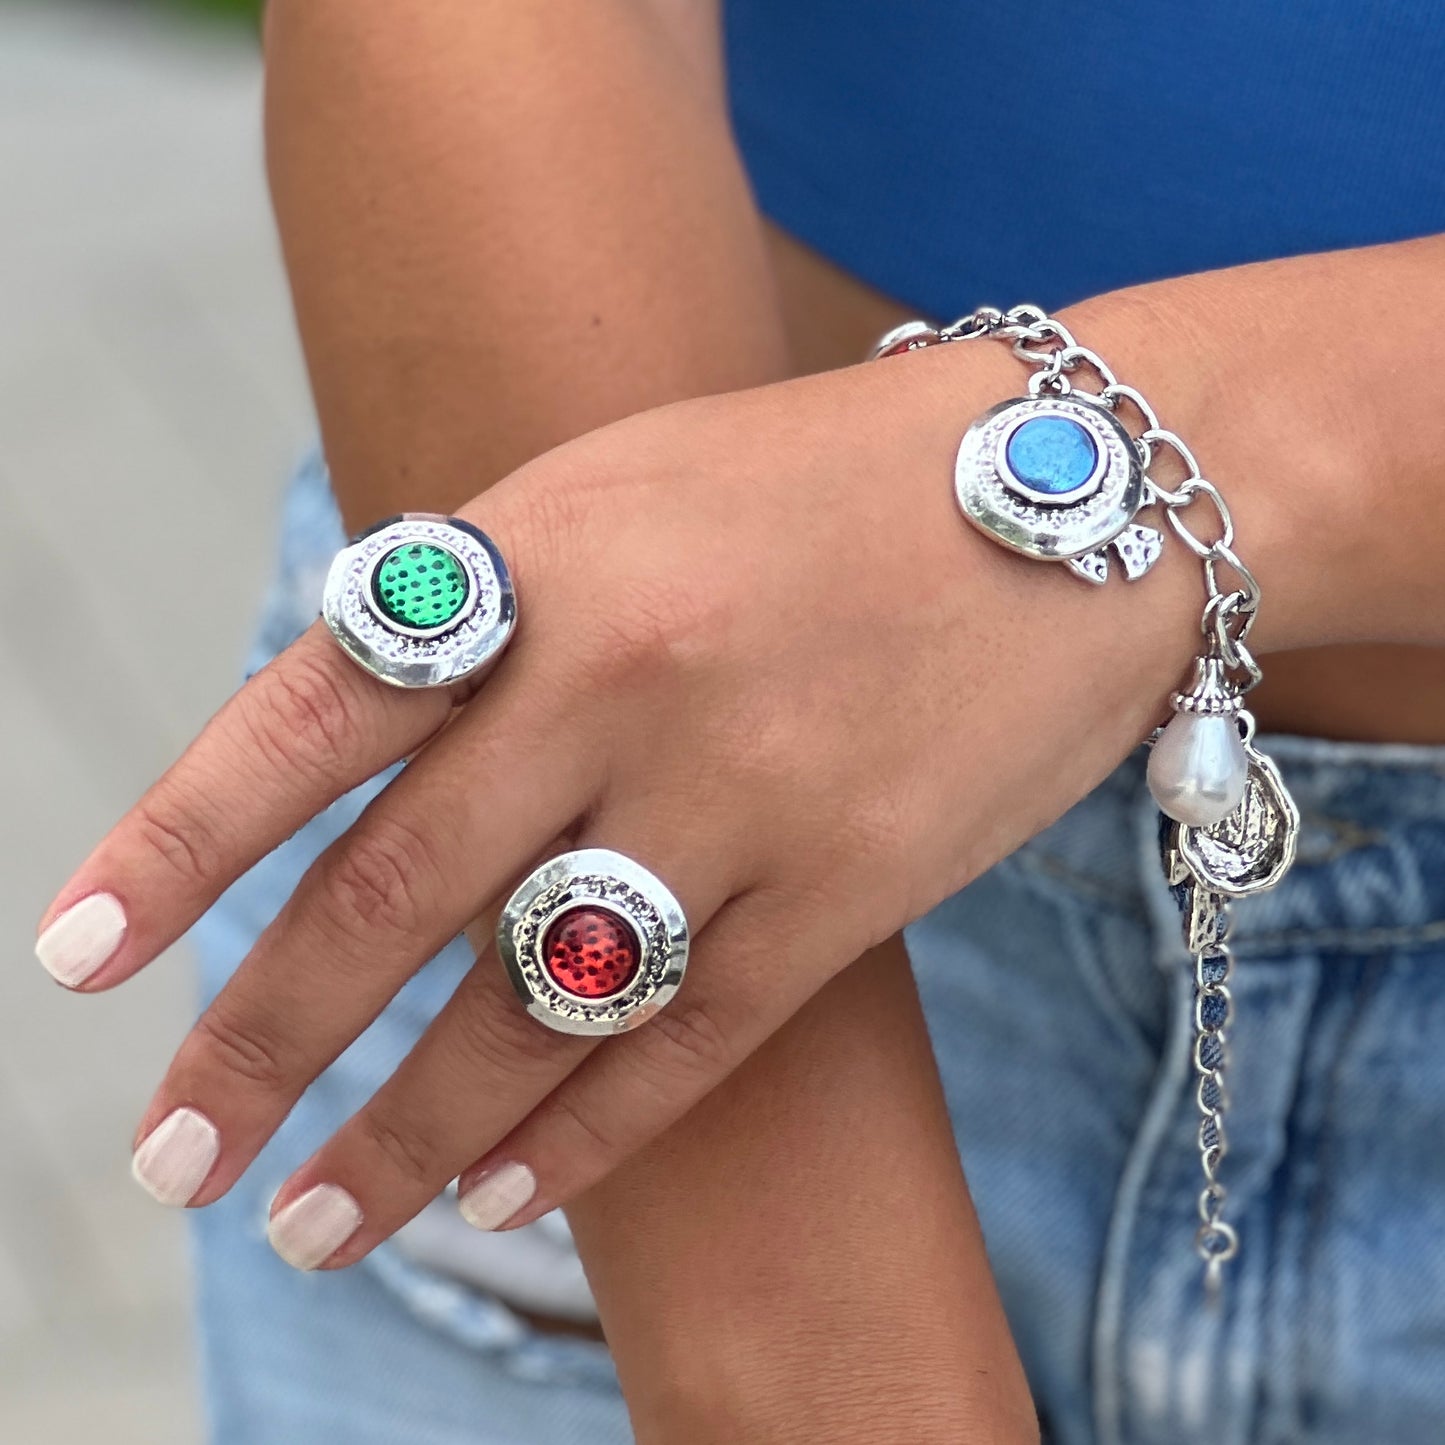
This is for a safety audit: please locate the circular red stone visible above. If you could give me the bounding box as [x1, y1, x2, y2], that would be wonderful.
[542, 906, 641, 1000]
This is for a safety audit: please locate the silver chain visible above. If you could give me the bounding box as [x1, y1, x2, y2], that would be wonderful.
[1177, 877, 1242, 1291]
[1193, 925, 1238, 1286]
[876, 304, 1267, 1285]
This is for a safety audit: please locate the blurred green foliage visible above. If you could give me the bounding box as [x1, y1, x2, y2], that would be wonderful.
[164, 0, 264, 23]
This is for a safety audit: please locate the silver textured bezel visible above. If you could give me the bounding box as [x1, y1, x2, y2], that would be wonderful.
[497, 849, 690, 1036]
[322, 514, 515, 689]
[954, 394, 1143, 561]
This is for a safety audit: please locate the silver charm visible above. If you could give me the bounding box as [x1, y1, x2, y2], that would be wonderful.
[498, 849, 689, 1036]
[1152, 655, 1299, 1291]
[954, 393, 1162, 582]
[323, 514, 516, 689]
[1177, 741, 1299, 898]
[1148, 655, 1252, 826]
[1150, 655, 1301, 887]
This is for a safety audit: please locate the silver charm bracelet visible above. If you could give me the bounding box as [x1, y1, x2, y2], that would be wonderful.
[871, 305, 1300, 1290]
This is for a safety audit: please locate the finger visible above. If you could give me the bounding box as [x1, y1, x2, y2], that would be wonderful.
[260, 841, 738, 1270]
[36, 624, 454, 991]
[454, 886, 828, 1232]
[265, 948, 593, 1270]
[128, 669, 600, 1212]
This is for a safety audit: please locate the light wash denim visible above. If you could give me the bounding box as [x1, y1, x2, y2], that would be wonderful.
[191, 456, 1445, 1444]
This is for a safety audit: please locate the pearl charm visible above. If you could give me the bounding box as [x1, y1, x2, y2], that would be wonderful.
[1148, 711, 1250, 826]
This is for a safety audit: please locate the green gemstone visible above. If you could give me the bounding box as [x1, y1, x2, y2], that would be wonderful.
[371, 542, 470, 631]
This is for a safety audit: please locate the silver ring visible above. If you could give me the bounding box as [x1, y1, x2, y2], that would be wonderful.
[322, 514, 516, 688]
[497, 849, 689, 1036]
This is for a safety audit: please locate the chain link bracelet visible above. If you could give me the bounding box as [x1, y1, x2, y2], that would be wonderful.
[872, 305, 1301, 1291]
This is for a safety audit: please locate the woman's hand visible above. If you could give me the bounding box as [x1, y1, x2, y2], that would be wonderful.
[34, 321, 1221, 1265]
[46, 232, 1431, 1266]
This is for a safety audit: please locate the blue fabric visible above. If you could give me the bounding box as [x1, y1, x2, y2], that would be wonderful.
[192, 461, 1445, 1444]
[724, 2, 1445, 315]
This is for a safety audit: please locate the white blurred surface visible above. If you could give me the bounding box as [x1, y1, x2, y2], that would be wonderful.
[0, 5, 310, 1440]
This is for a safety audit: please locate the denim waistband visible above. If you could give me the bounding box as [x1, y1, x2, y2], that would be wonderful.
[1049, 732, 1445, 962]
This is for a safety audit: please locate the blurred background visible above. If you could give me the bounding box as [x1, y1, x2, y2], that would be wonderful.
[2, 2, 305, 1439]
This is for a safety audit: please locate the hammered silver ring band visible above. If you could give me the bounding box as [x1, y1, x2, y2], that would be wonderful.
[322, 513, 516, 689]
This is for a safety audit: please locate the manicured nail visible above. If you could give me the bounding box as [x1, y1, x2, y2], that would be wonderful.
[131, 1107, 220, 1207]
[458, 1162, 536, 1231]
[36, 892, 127, 987]
[267, 1184, 363, 1270]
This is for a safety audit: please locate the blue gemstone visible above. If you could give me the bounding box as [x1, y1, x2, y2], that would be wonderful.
[1004, 415, 1098, 496]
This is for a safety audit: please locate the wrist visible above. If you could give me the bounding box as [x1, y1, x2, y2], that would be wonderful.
[1052, 285, 1337, 658]
[872, 319, 1226, 726]
[1059, 247, 1445, 655]
[626, 1315, 1037, 1445]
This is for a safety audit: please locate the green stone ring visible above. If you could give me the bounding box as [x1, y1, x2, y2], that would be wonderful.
[322, 513, 516, 688]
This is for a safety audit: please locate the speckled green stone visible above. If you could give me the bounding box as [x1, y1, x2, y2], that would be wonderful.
[371, 543, 470, 630]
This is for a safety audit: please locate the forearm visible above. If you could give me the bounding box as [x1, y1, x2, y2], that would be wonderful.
[263, 0, 787, 528]
[264, 6, 1028, 1436]
[571, 940, 1037, 1445]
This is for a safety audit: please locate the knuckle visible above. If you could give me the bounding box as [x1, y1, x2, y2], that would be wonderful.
[449, 985, 557, 1076]
[505, 469, 590, 571]
[478, 457, 597, 593]
[578, 576, 721, 697]
[542, 1087, 623, 1160]
[846, 789, 912, 868]
[703, 698, 801, 800]
[243, 653, 362, 781]
[640, 995, 734, 1079]
[358, 1110, 443, 1188]
[131, 796, 216, 888]
[323, 817, 436, 937]
[193, 1002, 290, 1090]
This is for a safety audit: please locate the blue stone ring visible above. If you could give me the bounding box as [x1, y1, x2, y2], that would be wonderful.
[953, 393, 1162, 584]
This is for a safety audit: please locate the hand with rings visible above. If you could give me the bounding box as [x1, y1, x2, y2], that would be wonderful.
[35, 342, 1226, 1270]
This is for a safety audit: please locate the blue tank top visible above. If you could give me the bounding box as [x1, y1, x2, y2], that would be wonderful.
[724, 3, 1445, 317]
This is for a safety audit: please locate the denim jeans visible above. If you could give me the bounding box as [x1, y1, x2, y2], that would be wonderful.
[191, 456, 1445, 1443]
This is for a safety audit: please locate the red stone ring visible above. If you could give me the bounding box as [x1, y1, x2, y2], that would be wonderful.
[322, 514, 516, 689]
[497, 850, 690, 1035]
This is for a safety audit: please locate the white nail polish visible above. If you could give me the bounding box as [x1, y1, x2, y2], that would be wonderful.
[267, 1184, 363, 1271]
[132, 1107, 220, 1207]
[458, 1162, 536, 1231]
[36, 892, 127, 987]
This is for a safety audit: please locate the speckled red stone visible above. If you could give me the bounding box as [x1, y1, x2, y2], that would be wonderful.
[542, 907, 641, 999]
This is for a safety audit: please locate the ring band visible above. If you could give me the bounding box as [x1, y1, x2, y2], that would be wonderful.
[322, 513, 516, 689]
[498, 849, 690, 1036]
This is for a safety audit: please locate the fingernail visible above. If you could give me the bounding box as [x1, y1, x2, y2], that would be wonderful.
[458, 1162, 536, 1231]
[267, 1184, 363, 1270]
[36, 892, 127, 987]
[131, 1107, 220, 1207]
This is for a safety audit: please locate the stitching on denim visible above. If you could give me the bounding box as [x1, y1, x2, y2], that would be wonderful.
[1020, 835, 1445, 956]
[1294, 956, 1381, 1438]
[1089, 937, 1195, 1445]
[1293, 815, 1386, 866]
[1007, 847, 1147, 921]
[1291, 762, 1445, 779]
[1235, 917, 1445, 957]
[1067, 896, 1161, 1065]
